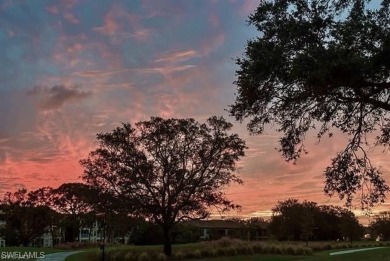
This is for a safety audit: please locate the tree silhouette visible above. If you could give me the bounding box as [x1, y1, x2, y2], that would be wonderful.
[370, 211, 390, 240]
[0, 189, 52, 246]
[50, 183, 96, 242]
[80, 116, 246, 256]
[230, 0, 390, 209]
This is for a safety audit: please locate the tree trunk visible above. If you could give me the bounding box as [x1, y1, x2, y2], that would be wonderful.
[163, 226, 172, 256]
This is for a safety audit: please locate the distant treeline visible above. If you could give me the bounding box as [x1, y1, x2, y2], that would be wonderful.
[1, 184, 389, 246]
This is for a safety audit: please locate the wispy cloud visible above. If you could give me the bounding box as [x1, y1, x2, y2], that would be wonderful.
[93, 4, 151, 43]
[64, 12, 79, 24]
[3, 0, 389, 222]
[154, 50, 200, 64]
[73, 69, 127, 78]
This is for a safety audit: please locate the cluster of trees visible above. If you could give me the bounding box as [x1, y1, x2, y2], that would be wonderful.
[0, 183, 137, 246]
[0, 183, 193, 247]
[370, 211, 390, 241]
[1, 186, 369, 248]
[2, 0, 390, 257]
[0, 116, 246, 256]
[269, 199, 363, 244]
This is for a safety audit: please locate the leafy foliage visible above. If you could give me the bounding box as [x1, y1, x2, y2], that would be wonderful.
[80, 116, 246, 255]
[0, 189, 53, 246]
[370, 211, 390, 240]
[270, 198, 363, 242]
[230, 0, 390, 208]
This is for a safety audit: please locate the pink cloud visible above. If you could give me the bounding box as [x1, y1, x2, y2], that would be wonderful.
[94, 10, 119, 36]
[129, 29, 151, 42]
[93, 4, 151, 43]
[154, 50, 200, 64]
[201, 32, 225, 55]
[61, 0, 78, 9]
[236, 0, 259, 16]
[73, 69, 129, 78]
[46, 5, 59, 14]
[64, 12, 80, 24]
[209, 13, 220, 28]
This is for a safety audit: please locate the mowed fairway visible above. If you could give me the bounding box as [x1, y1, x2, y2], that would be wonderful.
[184, 247, 390, 261]
[213, 248, 390, 261]
[65, 246, 390, 261]
[297, 247, 390, 261]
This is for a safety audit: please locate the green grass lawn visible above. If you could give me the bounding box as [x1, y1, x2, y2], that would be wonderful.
[65, 246, 390, 261]
[199, 248, 390, 261]
[296, 247, 390, 261]
[186, 254, 304, 261]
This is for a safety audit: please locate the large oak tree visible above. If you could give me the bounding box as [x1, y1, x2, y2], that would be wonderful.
[229, 0, 390, 208]
[80, 116, 246, 256]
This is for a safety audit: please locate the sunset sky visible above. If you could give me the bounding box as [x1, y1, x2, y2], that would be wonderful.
[1, 0, 389, 222]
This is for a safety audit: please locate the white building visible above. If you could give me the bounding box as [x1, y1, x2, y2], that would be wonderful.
[79, 221, 103, 243]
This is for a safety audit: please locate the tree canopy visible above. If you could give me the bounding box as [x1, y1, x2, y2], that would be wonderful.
[0, 189, 53, 246]
[370, 211, 390, 240]
[80, 116, 246, 255]
[229, 0, 390, 208]
[270, 198, 363, 242]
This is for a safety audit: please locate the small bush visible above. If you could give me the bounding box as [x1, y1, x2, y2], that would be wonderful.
[183, 250, 202, 259]
[263, 244, 272, 254]
[216, 237, 234, 247]
[216, 247, 225, 256]
[200, 248, 214, 257]
[236, 245, 247, 255]
[192, 250, 202, 259]
[286, 246, 294, 255]
[224, 246, 237, 256]
[274, 245, 282, 254]
[156, 253, 167, 261]
[294, 247, 304, 255]
[246, 245, 254, 254]
[124, 252, 137, 261]
[111, 251, 123, 261]
[173, 251, 184, 260]
[303, 247, 313, 255]
[253, 243, 263, 253]
[138, 252, 150, 261]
